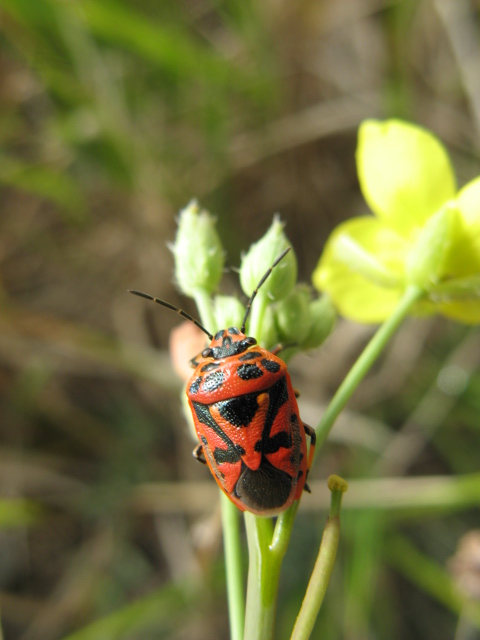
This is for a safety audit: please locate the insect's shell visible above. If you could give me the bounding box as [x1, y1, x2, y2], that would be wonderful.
[187, 327, 308, 516]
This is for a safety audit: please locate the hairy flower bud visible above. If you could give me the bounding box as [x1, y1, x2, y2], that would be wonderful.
[213, 295, 245, 330]
[274, 285, 312, 345]
[300, 295, 336, 350]
[173, 200, 224, 297]
[240, 217, 297, 302]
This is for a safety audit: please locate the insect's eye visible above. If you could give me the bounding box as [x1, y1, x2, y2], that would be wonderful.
[202, 347, 214, 358]
[244, 337, 257, 347]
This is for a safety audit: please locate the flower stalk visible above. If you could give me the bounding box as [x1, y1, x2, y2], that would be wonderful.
[290, 475, 348, 640]
[315, 284, 424, 451]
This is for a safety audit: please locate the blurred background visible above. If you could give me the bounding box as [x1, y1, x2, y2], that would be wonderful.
[1, 0, 480, 638]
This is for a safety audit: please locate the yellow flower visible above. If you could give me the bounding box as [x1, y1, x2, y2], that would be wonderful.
[313, 119, 480, 324]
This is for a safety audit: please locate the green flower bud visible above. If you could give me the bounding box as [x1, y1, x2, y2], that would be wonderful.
[300, 294, 336, 350]
[173, 200, 224, 297]
[213, 295, 245, 330]
[259, 305, 279, 349]
[240, 217, 297, 302]
[405, 202, 458, 290]
[274, 285, 312, 345]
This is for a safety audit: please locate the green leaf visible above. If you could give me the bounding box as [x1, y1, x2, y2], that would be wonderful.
[356, 119, 456, 235]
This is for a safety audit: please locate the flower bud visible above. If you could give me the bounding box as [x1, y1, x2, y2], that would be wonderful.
[274, 285, 312, 345]
[259, 305, 279, 349]
[300, 294, 336, 350]
[240, 217, 297, 302]
[213, 295, 245, 330]
[172, 200, 224, 297]
[406, 202, 458, 290]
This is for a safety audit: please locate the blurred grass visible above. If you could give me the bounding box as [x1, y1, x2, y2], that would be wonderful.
[1, 0, 480, 639]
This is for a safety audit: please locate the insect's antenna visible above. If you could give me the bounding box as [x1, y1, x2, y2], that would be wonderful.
[128, 290, 214, 340]
[241, 246, 291, 333]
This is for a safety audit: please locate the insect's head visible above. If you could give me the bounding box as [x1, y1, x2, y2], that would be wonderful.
[201, 328, 257, 360]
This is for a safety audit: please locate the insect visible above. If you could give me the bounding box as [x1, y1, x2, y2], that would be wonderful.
[129, 248, 316, 515]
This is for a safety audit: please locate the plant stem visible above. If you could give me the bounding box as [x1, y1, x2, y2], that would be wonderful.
[193, 288, 245, 640]
[193, 288, 217, 333]
[314, 284, 423, 451]
[243, 513, 279, 640]
[290, 476, 348, 640]
[221, 493, 245, 640]
[247, 292, 269, 338]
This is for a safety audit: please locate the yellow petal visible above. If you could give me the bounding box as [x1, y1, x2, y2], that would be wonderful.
[357, 120, 456, 235]
[457, 176, 480, 227]
[440, 181, 480, 279]
[438, 299, 480, 324]
[313, 217, 407, 322]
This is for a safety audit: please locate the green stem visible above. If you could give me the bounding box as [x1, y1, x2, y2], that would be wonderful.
[221, 493, 245, 640]
[193, 288, 217, 333]
[315, 284, 423, 451]
[193, 289, 245, 640]
[243, 513, 279, 640]
[290, 477, 347, 640]
[247, 292, 269, 338]
[271, 502, 299, 556]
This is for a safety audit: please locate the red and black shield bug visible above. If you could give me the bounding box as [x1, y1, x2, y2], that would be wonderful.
[129, 248, 316, 516]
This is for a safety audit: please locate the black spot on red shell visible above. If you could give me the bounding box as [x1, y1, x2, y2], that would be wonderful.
[189, 377, 202, 394]
[203, 370, 224, 392]
[261, 358, 281, 373]
[201, 362, 220, 372]
[238, 351, 262, 361]
[214, 446, 241, 465]
[228, 327, 240, 335]
[215, 330, 224, 341]
[217, 394, 259, 427]
[257, 431, 292, 454]
[237, 363, 264, 380]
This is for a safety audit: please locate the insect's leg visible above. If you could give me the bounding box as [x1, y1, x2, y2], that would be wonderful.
[193, 444, 207, 465]
[189, 353, 202, 368]
[303, 423, 316, 493]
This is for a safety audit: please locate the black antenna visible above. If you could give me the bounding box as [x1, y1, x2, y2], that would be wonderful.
[128, 290, 214, 340]
[240, 246, 291, 333]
